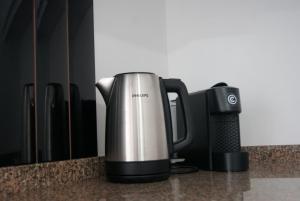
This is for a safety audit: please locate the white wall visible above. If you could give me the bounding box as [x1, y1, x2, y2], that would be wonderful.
[166, 0, 300, 146]
[93, 0, 168, 155]
[94, 0, 300, 154]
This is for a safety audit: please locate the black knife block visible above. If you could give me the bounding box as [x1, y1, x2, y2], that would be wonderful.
[176, 83, 249, 172]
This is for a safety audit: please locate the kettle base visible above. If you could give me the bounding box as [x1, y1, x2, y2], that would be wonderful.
[106, 160, 170, 183]
[107, 173, 170, 183]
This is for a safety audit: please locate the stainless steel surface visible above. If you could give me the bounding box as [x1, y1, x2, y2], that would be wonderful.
[97, 73, 169, 162]
[95, 77, 115, 104]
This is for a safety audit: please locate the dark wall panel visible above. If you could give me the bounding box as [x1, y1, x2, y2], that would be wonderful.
[0, 0, 36, 167]
[0, 0, 97, 167]
[36, 0, 70, 162]
[68, 0, 98, 159]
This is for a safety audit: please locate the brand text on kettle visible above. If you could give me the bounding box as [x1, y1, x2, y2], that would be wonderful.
[132, 93, 149, 98]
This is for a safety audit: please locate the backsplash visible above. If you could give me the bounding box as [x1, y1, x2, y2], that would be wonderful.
[243, 145, 300, 163]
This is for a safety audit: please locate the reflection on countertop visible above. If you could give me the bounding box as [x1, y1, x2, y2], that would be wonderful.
[1, 161, 300, 201]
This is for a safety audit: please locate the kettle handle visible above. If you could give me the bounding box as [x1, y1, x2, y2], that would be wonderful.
[163, 79, 192, 153]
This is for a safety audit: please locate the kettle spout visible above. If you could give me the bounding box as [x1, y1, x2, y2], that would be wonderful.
[95, 77, 115, 105]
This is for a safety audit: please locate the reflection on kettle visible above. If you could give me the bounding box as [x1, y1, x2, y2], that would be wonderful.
[69, 83, 98, 159]
[22, 83, 36, 164]
[41, 83, 69, 162]
[70, 83, 83, 158]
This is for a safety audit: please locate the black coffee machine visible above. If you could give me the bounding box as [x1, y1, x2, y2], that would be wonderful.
[176, 82, 249, 171]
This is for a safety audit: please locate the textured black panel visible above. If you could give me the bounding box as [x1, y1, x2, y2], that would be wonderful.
[211, 114, 241, 153]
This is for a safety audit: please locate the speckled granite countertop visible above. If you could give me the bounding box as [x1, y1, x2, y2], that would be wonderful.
[1, 160, 300, 201]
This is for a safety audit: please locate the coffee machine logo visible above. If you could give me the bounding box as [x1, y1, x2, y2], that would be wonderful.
[132, 93, 149, 98]
[227, 94, 238, 105]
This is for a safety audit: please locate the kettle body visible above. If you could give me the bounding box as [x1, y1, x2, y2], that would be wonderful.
[96, 72, 192, 182]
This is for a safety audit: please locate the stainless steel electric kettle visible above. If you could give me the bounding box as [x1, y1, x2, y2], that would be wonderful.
[96, 72, 192, 182]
